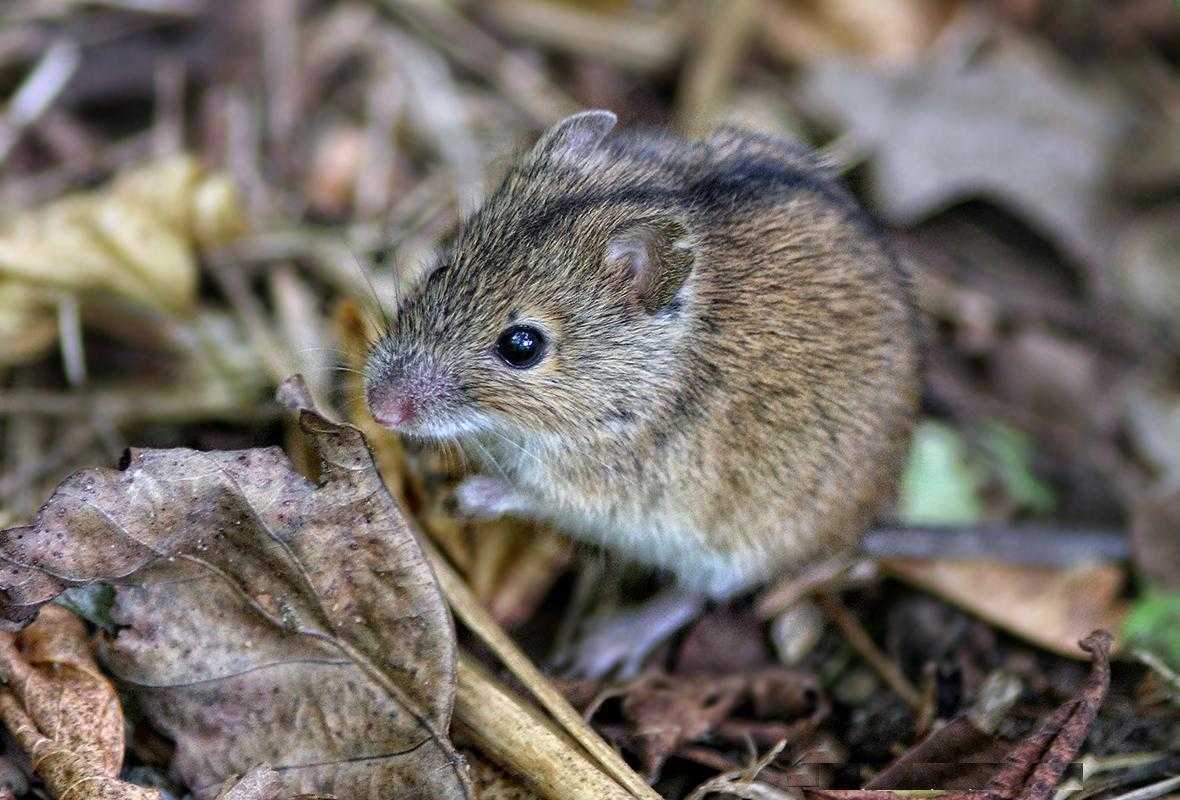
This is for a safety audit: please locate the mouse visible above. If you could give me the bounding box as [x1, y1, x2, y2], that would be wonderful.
[364, 110, 920, 675]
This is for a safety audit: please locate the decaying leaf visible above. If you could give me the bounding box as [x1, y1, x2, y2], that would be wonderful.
[619, 672, 747, 780]
[0, 390, 472, 800]
[210, 767, 285, 800]
[982, 631, 1113, 800]
[882, 560, 1126, 658]
[0, 604, 157, 800]
[593, 667, 828, 783]
[210, 765, 331, 800]
[0, 155, 245, 366]
[811, 632, 1112, 799]
[795, 20, 1135, 289]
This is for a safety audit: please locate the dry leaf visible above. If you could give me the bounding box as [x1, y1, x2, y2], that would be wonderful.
[0, 397, 472, 800]
[0, 155, 244, 366]
[881, 559, 1126, 658]
[0, 605, 157, 800]
[619, 672, 747, 781]
[811, 632, 1112, 800]
[210, 765, 330, 800]
[210, 767, 284, 800]
[795, 21, 1135, 291]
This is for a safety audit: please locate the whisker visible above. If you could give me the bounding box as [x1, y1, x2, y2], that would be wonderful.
[341, 235, 393, 331]
[482, 427, 546, 474]
[466, 435, 510, 483]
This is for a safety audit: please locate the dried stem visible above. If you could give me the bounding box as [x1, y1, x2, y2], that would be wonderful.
[816, 592, 924, 711]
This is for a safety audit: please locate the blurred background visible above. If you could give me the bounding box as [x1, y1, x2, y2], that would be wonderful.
[0, 0, 1179, 790]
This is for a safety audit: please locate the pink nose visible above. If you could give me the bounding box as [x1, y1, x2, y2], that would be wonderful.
[367, 383, 416, 429]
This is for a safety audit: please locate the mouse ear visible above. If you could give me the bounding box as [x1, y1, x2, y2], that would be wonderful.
[531, 109, 617, 163]
[605, 217, 695, 315]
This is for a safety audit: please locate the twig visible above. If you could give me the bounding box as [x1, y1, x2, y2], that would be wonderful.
[261, 0, 301, 168]
[454, 653, 635, 800]
[0, 420, 99, 504]
[684, 739, 794, 800]
[377, 28, 485, 215]
[151, 56, 186, 156]
[1105, 775, 1180, 800]
[207, 257, 293, 385]
[54, 292, 87, 387]
[419, 535, 664, 800]
[816, 592, 924, 711]
[756, 555, 857, 619]
[675, 0, 762, 136]
[860, 525, 1130, 567]
[0, 389, 280, 423]
[1133, 649, 1180, 699]
[0, 38, 80, 166]
[481, 0, 687, 73]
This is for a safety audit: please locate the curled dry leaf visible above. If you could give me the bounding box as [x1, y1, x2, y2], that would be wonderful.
[881, 559, 1126, 658]
[0, 400, 472, 800]
[810, 631, 1113, 800]
[0, 155, 245, 366]
[0, 605, 157, 800]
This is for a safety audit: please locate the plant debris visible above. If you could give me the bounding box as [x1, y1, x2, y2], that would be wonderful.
[0, 1, 1177, 798]
[0, 605, 155, 800]
[0, 401, 469, 800]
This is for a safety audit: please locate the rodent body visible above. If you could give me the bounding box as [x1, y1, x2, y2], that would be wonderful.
[365, 111, 920, 597]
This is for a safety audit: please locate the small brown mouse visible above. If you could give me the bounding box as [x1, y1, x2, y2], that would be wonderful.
[365, 110, 920, 673]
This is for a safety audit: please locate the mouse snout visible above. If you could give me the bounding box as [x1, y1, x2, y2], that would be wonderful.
[367, 381, 417, 428]
[365, 355, 453, 431]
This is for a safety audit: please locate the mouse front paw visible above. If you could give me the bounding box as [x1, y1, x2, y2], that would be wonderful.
[453, 476, 529, 519]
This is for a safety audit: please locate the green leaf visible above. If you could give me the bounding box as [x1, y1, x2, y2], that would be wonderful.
[900, 421, 985, 525]
[979, 420, 1057, 516]
[1124, 590, 1180, 672]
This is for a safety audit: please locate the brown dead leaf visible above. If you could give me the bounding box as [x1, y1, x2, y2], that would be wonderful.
[210, 765, 332, 800]
[982, 631, 1113, 800]
[619, 672, 746, 781]
[0, 155, 244, 366]
[0, 605, 157, 800]
[795, 20, 1136, 292]
[0, 393, 472, 800]
[211, 767, 284, 800]
[811, 632, 1112, 800]
[881, 560, 1126, 658]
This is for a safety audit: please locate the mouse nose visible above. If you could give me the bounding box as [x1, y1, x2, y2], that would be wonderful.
[367, 382, 417, 429]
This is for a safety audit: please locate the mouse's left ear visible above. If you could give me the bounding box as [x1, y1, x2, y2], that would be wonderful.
[606, 217, 695, 315]
[531, 110, 617, 164]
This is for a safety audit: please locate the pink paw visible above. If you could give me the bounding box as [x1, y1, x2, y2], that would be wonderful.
[453, 476, 527, 519]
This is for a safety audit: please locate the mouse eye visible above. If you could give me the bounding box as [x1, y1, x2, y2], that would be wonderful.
[495, 325, 547, 369]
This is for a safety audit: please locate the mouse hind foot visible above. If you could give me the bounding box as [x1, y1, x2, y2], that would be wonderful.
[549, 587, 706, 679]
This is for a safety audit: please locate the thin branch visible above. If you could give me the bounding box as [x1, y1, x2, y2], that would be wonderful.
[0, 38, 80, 166]
[817, 592, 924, 711]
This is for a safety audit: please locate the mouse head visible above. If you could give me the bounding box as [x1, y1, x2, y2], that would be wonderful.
[364, 110, 698, 448]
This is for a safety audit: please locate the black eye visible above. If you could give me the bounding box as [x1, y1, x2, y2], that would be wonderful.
[495, 325, 547, 369]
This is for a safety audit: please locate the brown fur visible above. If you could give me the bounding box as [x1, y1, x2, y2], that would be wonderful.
[365, 112, 920, 597]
